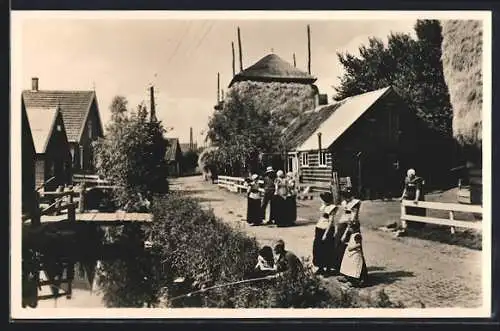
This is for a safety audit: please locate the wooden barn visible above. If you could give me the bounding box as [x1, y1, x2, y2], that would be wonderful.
[25, 105, 73, 191]
[22, 77, 104, 175]
[283, 86, 416, 199]
[165, 138, 183, 177]
[21, 100, 36, 215]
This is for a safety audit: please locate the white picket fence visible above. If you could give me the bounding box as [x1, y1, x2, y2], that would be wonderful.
[217, 175, 265, 194]
[400, 200, 482, 231]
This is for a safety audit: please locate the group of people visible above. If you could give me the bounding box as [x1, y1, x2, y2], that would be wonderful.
[244, 166, 426, 288]
[245, 166, 297, 227]
[312, 187, 368, 287]
[253, 239, 303, 279]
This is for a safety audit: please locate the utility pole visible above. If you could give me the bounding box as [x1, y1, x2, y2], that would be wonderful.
[149, 85, 157, 123]
[237, 27, 243, 71]
[217, 72, 220, 103]
[307, 24, 311, 75]
[293, 53, 297, 68]
[231, 41, 236, 77]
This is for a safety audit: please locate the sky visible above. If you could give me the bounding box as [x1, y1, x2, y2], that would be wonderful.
[16, 13, 417, 144]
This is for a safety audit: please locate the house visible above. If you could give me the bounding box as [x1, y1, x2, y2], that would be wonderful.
[165, 138, 183, 177]
[22, 77, 104, 174]
[283, 86, 416, 199]
[25, 105, 73, 192]
[22, 102, 36, 214]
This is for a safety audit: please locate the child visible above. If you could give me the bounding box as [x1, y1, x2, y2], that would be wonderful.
[254, 246, 277, 277]
[339, 229, 368, 287]
[312, 192, 337, 276]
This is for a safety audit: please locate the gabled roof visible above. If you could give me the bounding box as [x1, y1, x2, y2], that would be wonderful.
[25, 107, 60, 154]
[165, 138, 181, 161]
[282, 101, 345, 150]
[229, 53, 317, 87]
[297, 86, 393, 152]
[22, 90, 101, 143]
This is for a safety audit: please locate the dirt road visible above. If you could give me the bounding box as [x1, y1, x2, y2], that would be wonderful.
[172, 176, 483, 308]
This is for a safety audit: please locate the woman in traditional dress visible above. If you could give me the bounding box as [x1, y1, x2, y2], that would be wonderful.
[285, 172, 298, 226]
[333, 187, 361, 272]
[399, 168, 426, 229]
[274, 170, 288, 227]
[246, 174, 262, 225]
[312, 192, 338, 276]
[339, 231, 368, 287]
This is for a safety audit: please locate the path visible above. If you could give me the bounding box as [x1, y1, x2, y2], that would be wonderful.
[172, 176, 483, 308]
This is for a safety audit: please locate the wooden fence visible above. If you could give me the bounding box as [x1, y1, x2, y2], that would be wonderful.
[400, 200, 482, 232]
[216, 175, 318, 199]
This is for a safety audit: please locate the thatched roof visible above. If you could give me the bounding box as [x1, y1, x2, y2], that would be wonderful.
[282, 102, 344, 150]
[441, 20, 483, 148]
[295, 86, 392, 151]
[229, 54, 317, 87]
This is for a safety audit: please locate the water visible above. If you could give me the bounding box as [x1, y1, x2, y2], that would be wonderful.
[22, 222, 153, 308]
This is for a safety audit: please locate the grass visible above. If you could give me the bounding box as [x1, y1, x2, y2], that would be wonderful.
[297, 188, 482, 250]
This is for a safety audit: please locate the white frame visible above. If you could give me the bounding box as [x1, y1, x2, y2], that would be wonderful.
[300, 152, 309, 166]
[318, 151, 327, 167]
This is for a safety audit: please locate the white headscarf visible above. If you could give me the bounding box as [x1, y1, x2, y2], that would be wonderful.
[407, 168, 416, 177]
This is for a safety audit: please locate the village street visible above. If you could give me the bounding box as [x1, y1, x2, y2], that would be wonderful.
[171, 176, 483, 308]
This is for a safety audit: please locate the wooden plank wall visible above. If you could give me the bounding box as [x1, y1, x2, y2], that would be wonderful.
[300, 152, 333, 183]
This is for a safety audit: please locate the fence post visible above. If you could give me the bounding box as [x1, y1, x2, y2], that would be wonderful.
[32, 191, 41, 227]
[449, 211, 455, 234]
[68, 193, 76, 223]
[78, 182, 86, 213]
[400, 201, 407, 230]
[55, 185, 63, 215]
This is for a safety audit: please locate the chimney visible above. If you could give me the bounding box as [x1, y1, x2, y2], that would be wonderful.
[317, 132, 322, 153]
[293, 53, 297, 68]
[31, 77, 39, 91]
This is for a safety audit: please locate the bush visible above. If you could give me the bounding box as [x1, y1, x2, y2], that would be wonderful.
[97, 193, 404, 308]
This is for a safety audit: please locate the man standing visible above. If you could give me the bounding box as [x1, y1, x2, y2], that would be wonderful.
[261, 166, 276, 224]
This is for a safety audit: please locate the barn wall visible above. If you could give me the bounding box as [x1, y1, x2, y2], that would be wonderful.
[35, 158, 45, 189]
[45, 115, 72, 190]
[22, 107, 36, 213]
[298, 151, 333, 183]
[75, 100, 103, 174]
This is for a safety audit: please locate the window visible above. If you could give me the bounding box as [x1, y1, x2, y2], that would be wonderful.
[300, 152, 309, 166]
[319, 151, 327, 166]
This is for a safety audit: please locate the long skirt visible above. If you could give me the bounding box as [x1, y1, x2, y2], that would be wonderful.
[247, 197, 262, 225]
[285, 196, 297, 225]
[274, 196, 287, 227]
[313, 227, 335, 269]
[333, 222, 349, 270]
[261, 192, 275, 223]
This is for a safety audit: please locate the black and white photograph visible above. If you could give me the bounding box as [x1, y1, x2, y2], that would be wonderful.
[10, 10, 491, 319]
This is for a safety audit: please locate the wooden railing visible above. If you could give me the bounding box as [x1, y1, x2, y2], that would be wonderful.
[400, 200, 483, 232]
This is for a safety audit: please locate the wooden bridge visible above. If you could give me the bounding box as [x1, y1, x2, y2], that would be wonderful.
[23, 175, 153, 227]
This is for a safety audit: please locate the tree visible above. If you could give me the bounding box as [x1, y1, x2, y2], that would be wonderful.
[181, 150, 199, 174]
[207, 90, 281, 176]
[93, 97, 169, 209]
[334, 20, 452, 135]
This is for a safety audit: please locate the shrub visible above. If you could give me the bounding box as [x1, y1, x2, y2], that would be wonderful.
[97, 193, 404, 308]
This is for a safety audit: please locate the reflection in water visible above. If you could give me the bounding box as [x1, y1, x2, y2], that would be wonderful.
[22, 222, 156, 308]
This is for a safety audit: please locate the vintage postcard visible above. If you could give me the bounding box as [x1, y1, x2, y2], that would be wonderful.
[10, 10, 492, 319]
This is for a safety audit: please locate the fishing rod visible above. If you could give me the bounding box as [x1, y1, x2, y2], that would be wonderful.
[168, 274, 279, 302]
